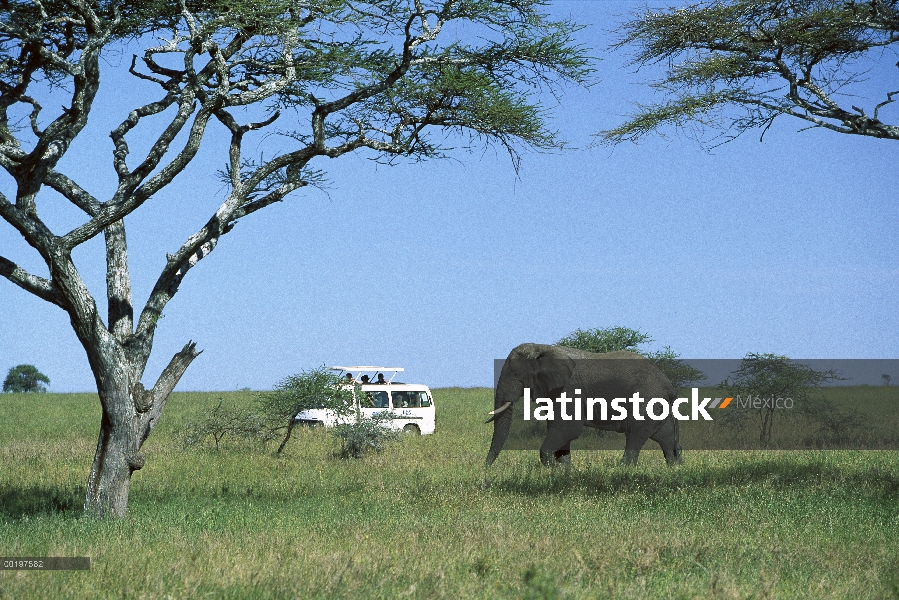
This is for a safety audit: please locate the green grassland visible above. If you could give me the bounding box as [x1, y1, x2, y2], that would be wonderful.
[1, 388, 898, 599]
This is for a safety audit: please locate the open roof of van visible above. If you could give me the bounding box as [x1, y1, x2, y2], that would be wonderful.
[330, 366, 403, 372]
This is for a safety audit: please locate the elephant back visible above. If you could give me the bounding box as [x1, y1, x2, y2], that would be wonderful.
[568, 349, 676, 401]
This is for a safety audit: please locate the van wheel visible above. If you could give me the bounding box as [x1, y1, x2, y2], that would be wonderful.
[402, 424, 421, 435]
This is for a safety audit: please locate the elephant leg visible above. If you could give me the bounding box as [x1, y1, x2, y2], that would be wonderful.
[650, 418, 682, 466]
[540, 423, 581, 466]
[553, 442, 572, 465]
[622, 428, 652, 466]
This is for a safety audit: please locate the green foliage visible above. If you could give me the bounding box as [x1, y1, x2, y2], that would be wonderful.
[802, 395, 866, 447]
[720, 353, 846, 443]
[1, 0, 592, 517]
[721, 353, 843, 401]
[557, 326, 651, 354]
[3, 364, 50, 393]
[332, 411, 400, 459]
[153, 0, 594, 168]
[178, 368, 360, 454]
[255, 367, 355, 425]
[602, 0, 899, 144]
[557, 327, 706, 389]
[176, 368, 402, 457]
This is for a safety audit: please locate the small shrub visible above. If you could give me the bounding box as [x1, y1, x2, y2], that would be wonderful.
[176, 399, 265, 450]
[177, 369, 402, 458]
[332, 412, 399, 459]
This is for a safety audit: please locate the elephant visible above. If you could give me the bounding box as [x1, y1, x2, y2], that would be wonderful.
[485, 343, 683, 467]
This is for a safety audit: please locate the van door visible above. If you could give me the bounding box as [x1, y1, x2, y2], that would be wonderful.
[390, 390, 433, 433]
[359, 388, 390, 420]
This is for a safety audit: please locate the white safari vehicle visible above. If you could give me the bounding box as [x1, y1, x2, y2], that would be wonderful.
[294, 366, 436, 435]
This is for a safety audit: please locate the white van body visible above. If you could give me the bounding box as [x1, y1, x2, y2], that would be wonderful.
[294, 367, 436, 435]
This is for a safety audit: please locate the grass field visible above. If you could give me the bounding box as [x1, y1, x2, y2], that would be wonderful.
[1, 388, 898, 599]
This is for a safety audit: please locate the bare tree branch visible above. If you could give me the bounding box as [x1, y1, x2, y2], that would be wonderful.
[139, 340, 203, 444]
[44, 170, 101, 216]
[0, 190, 58, 258]
[0, 255, 62, 306]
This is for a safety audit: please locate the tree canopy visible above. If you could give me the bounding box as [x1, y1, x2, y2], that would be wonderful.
[3, 364, 50, 393]
[0, 0, 591, 517]
[557, 327, 652, 354]
[601, 0, 899, 144]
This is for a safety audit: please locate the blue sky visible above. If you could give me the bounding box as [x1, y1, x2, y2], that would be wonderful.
[2, 1, 897, 392]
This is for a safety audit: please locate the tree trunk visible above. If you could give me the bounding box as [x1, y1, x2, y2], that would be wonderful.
[761, 407, 774, 444]
[83, 342, 200, 518]
[84, 392, 139, 518]
[277, 418, 298, 455]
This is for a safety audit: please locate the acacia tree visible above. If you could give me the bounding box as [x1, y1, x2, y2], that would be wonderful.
[602, 0, 899, 144]
[254, 367, 356, 454]
[720, 353, 842, 443]
[0, 0, 591, 517]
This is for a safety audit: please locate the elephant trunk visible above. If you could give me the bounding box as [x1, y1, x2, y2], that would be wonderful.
[485, 371, 522, 466]
[485, 406, 514, 466]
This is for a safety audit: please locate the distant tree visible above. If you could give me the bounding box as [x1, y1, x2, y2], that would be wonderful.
[0, 0, 591, 517]
[255, 367, 356, 454]
[602, 0, 899, 145]
[3, 365, 50, 393]
[720, 353, 843, 443]
[882, 374, 892, 386]
[557, 327, 706, 389]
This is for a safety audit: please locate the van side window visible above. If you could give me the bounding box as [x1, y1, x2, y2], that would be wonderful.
[391, 391, 430, 408]
[406, 392, 427, 408]
[369, 391, 389, 408]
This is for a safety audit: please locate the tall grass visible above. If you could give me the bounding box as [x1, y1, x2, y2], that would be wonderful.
[0, 388, 897, 598]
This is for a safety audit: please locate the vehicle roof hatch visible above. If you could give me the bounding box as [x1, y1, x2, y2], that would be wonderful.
[330, 366, 404, 383]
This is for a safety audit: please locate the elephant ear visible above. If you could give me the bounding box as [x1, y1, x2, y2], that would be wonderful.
[532, 347, 575, 394]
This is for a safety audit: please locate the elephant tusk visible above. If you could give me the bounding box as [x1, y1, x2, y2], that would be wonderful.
[484, 401, 513, 423]
[489, 401, 513, 416]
